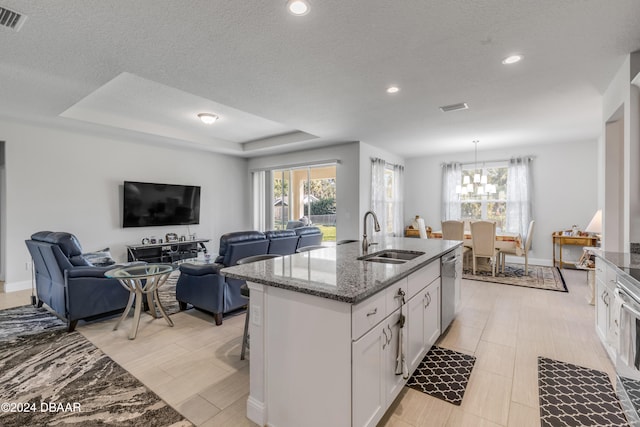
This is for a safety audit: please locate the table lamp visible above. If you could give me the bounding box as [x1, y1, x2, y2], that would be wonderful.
[585, 209, 602, 240]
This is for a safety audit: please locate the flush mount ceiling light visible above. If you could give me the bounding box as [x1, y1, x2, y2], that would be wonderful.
[502, 54, 523, 65]
[197, 113, 219, 124]
[386, 86, 400, 94]
[286, 0, 310, 16]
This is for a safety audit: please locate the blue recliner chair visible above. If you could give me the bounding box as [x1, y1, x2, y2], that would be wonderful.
[25, 231, 136, 332]
[176, 231, 269, 325]
[295, 226, 323, 250]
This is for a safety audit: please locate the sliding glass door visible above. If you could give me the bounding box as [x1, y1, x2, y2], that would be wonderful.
[260, 164, 336, 242]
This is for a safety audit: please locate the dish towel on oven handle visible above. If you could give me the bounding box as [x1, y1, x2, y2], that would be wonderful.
[616, 291, 637, 367]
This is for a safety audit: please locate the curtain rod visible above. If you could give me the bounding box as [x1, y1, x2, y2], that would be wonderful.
[442, 155, 536, 167]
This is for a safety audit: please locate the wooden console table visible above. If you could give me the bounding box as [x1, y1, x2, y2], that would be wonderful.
[552, 232, 598, 269]
[404, 226, 432, 238]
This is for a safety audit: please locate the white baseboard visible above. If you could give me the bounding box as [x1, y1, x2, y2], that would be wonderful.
[3, 280, 31, 292]
[246, 396, 266, 426]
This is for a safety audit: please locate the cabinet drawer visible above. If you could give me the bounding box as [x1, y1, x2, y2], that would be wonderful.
[385, 277, 408, 315]
[352, 291, 386, 340]
[407, 261, 440, 298]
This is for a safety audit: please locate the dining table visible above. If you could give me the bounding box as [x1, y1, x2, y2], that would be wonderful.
[430, 230, 524, 269]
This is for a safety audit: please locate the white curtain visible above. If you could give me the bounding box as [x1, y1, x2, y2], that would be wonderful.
[371, 158, 388, 234]
[441, 162, 462, 221]
[391, 163, 404, 237]
[505, 157, 533, 241]
[252, 171, 266, 231]
[371, 158, 404, 237]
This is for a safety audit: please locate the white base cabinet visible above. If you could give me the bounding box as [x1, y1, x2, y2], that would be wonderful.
[352, 309, 403, 427]
[595, 257, 617, 361]
[247, 257, 450, 427]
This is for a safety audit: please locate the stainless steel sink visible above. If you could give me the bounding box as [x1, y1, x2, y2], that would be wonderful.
[363, 258, 406, 264]
[375, 250, 424, 260]
[358, 249, 425, 264]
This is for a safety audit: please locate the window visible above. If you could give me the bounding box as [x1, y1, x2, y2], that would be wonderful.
[459, 162, 508, 230]
[255, 164, 337, 242]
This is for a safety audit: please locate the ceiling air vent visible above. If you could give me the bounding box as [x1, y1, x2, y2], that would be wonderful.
[439, 102, 469, 113]
[0, 6, 27, 31]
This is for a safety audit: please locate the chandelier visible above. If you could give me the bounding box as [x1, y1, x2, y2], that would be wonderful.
[456, 140, 496, 195]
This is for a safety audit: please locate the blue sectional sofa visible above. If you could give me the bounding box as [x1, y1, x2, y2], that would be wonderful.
[176, 227, 322, 325]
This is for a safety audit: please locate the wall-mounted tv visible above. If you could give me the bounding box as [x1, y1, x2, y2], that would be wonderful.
[123, 181, 201, 228]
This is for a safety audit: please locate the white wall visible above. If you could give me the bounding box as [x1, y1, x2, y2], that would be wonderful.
[404, 140, 598, 264]
[247, 142, 360, 241]
[3, 119, 249, 290]
[600, 52, 640, 250]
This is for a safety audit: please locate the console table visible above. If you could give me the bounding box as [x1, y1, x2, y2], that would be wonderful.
[552, 232, 598, 269]
[127, 238, 210, 263]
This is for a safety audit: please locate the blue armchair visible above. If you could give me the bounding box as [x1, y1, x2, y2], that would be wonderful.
[176, 227, 324, 325]
[176, 231, 269, 325]
[25, 231, 137, 332]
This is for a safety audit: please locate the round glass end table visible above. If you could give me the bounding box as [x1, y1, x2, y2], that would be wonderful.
[105, 263, 175, 340]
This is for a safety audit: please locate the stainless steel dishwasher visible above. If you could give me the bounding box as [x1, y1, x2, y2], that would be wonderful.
[441, 248, 461, 331]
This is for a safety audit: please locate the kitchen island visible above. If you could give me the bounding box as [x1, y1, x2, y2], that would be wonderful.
[221, 237, 462, 427]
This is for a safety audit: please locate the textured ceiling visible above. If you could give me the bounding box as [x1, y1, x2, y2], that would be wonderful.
[1, 1, 639, 157]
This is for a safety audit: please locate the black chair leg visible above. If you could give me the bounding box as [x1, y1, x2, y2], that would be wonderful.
[214, 312, 223, 325]
[179, 301, 187, 311]
[67, 319, 78, 332]
[241, 305, 250, 360]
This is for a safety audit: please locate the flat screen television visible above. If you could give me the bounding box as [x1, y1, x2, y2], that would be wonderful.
[123, 181, 201, 228]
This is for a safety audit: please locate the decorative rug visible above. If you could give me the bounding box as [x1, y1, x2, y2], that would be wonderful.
[618, 376, 640, 425]
[155, 270, 180, 316]
[463, 263, 567, 292]
[0, 305, 192, 427]
[538, 357, 628, 427]
[405, 346, 476, 406]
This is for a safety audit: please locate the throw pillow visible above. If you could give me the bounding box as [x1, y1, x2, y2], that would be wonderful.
[82, 248, 116, 267]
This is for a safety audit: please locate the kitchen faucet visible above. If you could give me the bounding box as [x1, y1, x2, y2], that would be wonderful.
[362, 210, 381, 253]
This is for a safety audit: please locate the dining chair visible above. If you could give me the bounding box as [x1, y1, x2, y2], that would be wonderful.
[500, 220, 535, 275]
[236, 254, 281, 360]
[442, 220, 472, 267]
[470, 220, 499, 276]
[441, 220, 465, 240]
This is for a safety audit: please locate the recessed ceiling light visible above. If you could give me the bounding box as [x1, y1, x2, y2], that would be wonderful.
[197, 113, 219, 124]
[287, 0, 310, 16]
[502, 55, 523, 65]
[386, 86, 400, 94]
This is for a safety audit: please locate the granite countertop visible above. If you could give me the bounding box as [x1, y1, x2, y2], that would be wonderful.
[590, 249, 640, 288]
[220, 237, 461, 304]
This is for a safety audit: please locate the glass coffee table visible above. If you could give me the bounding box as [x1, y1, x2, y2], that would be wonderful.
[105, 263, 175, 339]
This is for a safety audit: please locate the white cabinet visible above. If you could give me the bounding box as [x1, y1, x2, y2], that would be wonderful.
[594, 258, 617, 361]
[352, 318, 386, 427]
[352, 309, 404, 427]
[407, 278, 441, 372]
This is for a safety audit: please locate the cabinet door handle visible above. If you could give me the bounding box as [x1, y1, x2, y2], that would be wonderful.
[425, 292, 431, 308]
[387, 324, 393, 345]
[367, 308, 378, 317]
[382, 327, 388, 349]
[604, 292, 610, 307]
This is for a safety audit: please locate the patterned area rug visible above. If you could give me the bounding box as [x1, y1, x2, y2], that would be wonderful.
[0, 305, 192, 427]
[155, 271, 180, 315]
[538, 357, 628, 427]
[405, 346, 476, 405]
[463, 263, 567, 292]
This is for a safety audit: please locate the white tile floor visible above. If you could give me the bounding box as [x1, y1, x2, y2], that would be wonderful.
[1, 268, 614, 426]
